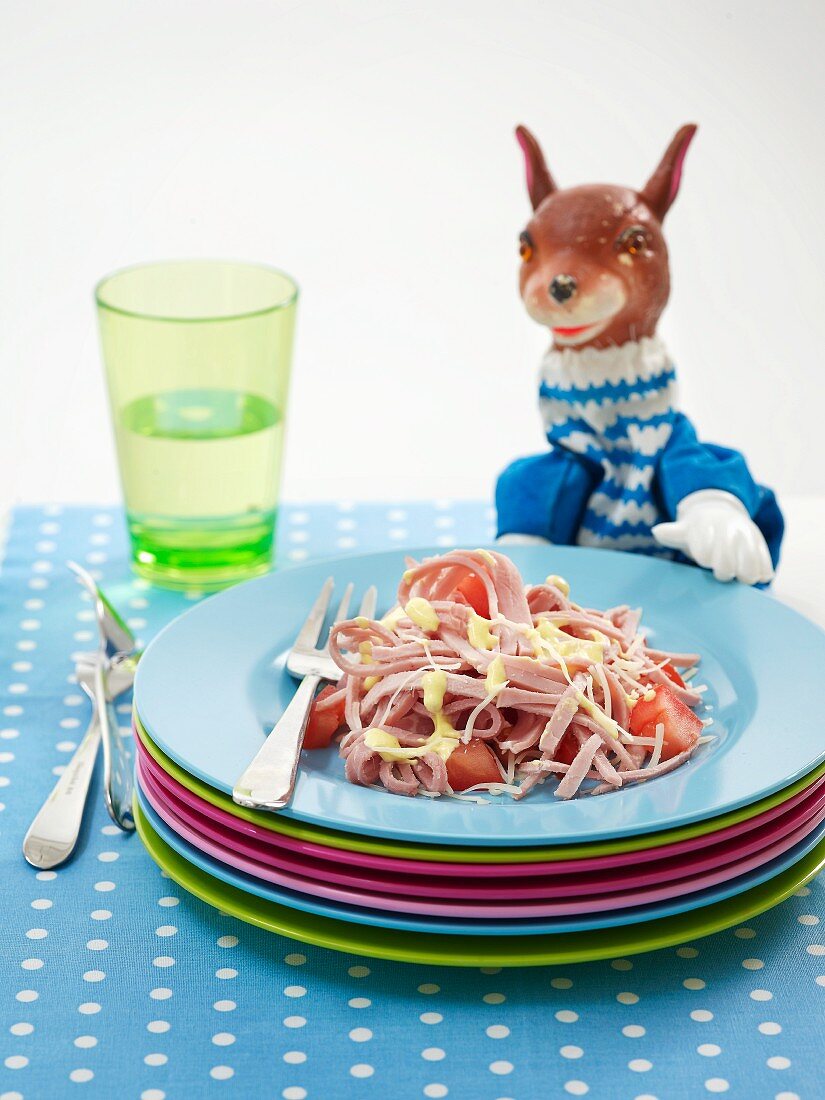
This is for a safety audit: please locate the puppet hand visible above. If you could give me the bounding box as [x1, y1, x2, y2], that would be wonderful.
[652, 490, 774, 585]
[496, 533, 552, 546]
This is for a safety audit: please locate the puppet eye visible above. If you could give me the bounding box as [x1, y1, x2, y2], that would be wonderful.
[616, 225, 650, 255]
[519, 232, 534, 261]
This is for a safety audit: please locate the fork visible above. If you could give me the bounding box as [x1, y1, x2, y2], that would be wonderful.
[232, 578, 377, 811]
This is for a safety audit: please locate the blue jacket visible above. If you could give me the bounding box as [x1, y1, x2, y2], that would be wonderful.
[496, 411, 784, 567]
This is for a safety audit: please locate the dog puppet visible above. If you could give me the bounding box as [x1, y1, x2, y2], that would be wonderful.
[496, 124, 783, 585]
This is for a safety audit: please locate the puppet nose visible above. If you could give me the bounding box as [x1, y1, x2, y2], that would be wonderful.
[549, 274, 577, 303]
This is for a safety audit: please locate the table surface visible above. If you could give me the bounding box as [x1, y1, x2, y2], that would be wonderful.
[1, 503, 823, 1100]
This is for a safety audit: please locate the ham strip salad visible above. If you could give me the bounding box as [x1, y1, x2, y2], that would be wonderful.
[303, 550, 711, 802]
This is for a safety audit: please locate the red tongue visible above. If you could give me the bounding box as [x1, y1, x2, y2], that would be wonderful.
[553, 324, 591, 336]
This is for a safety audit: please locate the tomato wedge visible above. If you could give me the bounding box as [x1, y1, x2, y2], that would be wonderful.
[629, 684, 703, 761]
[303, 685, 347, 750]
[641, 662, 685, 690]
[554, 730, 579, 766]
[446, 739, 501, 791]
[454, 573, 490, 618]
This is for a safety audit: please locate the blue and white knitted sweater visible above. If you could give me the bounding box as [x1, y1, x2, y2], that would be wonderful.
[496, 337, 784, 567]
[539, 336, 676, 556]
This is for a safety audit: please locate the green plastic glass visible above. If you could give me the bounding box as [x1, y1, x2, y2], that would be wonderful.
[96, 260, 298, 589]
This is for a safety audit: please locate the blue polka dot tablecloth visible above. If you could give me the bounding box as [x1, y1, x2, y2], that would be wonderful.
[1, 504, 823, 1100]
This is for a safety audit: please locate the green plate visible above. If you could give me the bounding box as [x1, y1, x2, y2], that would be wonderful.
[136, 712, 825, 865]
[134, 798, 825, 966]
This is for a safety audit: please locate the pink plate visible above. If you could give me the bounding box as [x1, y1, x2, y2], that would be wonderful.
[136, 733, 825, 884]
[136, 759, 825, 918]
[137, 754, 825, 901]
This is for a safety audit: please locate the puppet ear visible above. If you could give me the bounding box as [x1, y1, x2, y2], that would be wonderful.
[515, 125, 557, 210]
[640, 124, 697, 220]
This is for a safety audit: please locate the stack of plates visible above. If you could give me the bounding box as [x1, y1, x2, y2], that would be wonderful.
[133, 545, 825, 967]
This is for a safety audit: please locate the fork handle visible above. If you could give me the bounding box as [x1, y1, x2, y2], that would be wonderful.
[22, 713, 101, 869]
[232, 673, 322, 810]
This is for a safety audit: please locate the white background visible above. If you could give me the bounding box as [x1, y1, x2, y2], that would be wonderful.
[1, 0, 823, 511]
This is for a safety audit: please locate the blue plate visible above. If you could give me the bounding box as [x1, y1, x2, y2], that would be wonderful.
[135, 785, 825, 936]
[134, 545, 825, 847]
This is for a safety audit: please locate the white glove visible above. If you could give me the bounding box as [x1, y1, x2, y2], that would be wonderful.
[652, 489, 774, 585]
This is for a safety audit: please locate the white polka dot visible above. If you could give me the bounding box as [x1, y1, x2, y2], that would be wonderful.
[86, 940, 108, 951]
[149, 988, 173, 1001]
[698, 1044, 721, 1057]
[12, 662, 32, 672]
[563, 1083, 589, 1097]
[217, 935, 238, 948]
[683, 978, 706, 990]
[285, 953, 306, 965]
[77, 1003, 100, 1014]
[350, 1028, 373, 1043]
[31, 898, 52, 910]
[289, 511, 310, 524]
[421, 1047, 444, 1061]
[1, 729, 20, 739]
[350, 1064, 374, 1078]
[0, 776, 11, 787]
[144, 1053, 167, 1066]
[806, 944, 825, 956]
[152, 956, 175, 968]
[560, 1045, 583, 1059]
[483, 993, 506, 1004]
[284, 985, 306, 999]
[349, 998, 371, 1009]
[617, 992, 639, 1004]
[64, 695, 84, 707]
[97, 851, 119, 863]
[622, 1026, 646, 1038]
[212, 1033, 235, 1046]
[348, 965, 370, 978]
[283, 1016, 306, 1029]
[74, 1037, 97, 1049]
[691, 1010, 714, 1022]
[10, 1024, 34, 1036]
[209, 1066, 234, 1080]
[289, 530, 309, 543]
[282, 1089, 307, 1100]
[57, 740, 78, 751]
[767, 1056, 791, 1070]
[423, 1087, 448, 1099]
[283, 1051, 307, 1064]
[83, 970, 105, 982]
[16, 990, 38, 1002]
[26, 929, 47, 940]
[147, 1021, 170, 1034]
[69, 1068, 93, 1082]
[216, 968, 236, 979]
[420, 1012, 443, 1025]
[486, 1025, 510, 1039]
[628, 1059, 652, 1072]
[158, 897, 179, 907]
[155, 926, 177, 937]
[775, 1093, 801, 1100]
[90, 910, 111, 921]
[336, 538, 356, 551]
[141, 1091, 165, 1100]
[750, 989, 773, 1001]
[677, 947, 699, 958]
[704, 1079, 729, 1092]
[389, 528, 409, 540]
[418, 983, 439, 994]
[798, 914, 820, 925]
[556, 1011, 579, 1023]
[19, 620, 41, 631]
[758, 1022, 782, 1035]
[742, 958, 764, 970]
[213, 1001, 236, 1012]
[7, 684, 28, 695]
[479, 967, 502, 975]
[610, 958, 633, 971]
[94, 881, 115, 892]
[489, 1061, 514, 1075]
[3, 706, 23, 717]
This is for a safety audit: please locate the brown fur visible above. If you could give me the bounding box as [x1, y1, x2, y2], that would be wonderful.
[516, 124, 697, 351]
